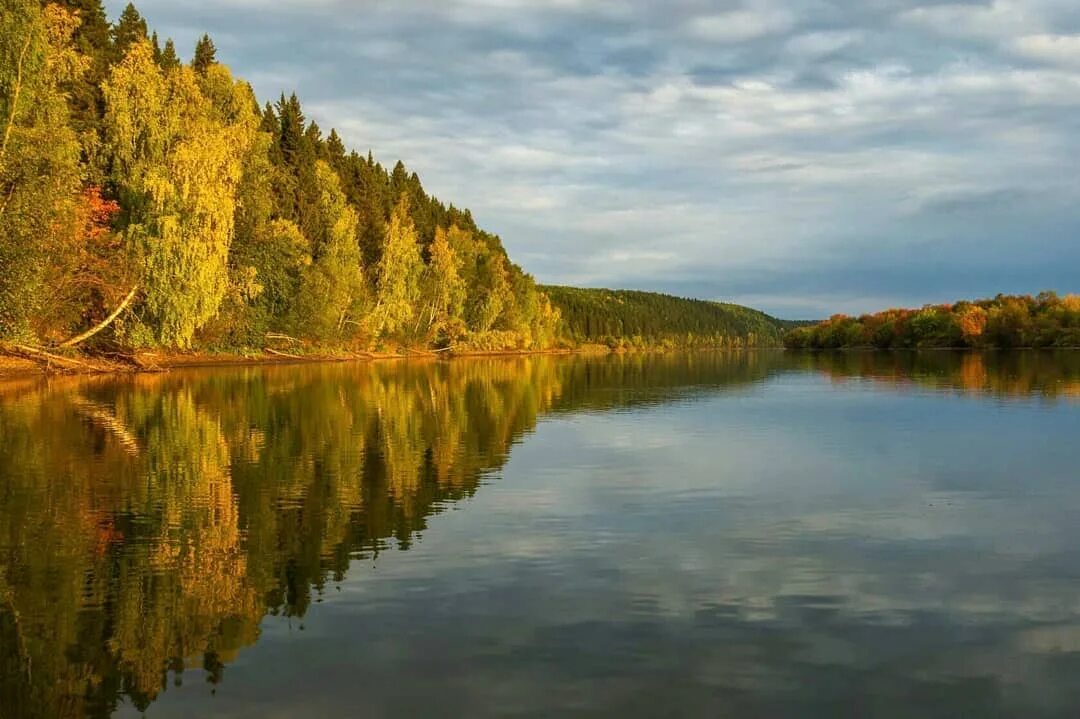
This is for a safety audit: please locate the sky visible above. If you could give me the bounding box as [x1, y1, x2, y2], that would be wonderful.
[104, 0, 1080, 319]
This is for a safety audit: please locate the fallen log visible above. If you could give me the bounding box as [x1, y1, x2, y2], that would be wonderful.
[264, 347, 305, 360]
[5, 343, 92, 370]
[265, 332, 302, 344]
[57, 286, 139, 349]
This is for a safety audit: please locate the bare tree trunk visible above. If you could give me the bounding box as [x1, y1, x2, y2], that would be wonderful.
[58, 286, 139, 349]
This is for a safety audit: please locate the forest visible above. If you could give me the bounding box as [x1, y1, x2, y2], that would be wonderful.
[542, 286, 789, 349]
[784, 293, 1080, 350]
[1, 0, 565, 358]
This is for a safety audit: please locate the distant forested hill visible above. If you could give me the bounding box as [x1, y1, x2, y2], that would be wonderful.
[542, 286, 788, 348]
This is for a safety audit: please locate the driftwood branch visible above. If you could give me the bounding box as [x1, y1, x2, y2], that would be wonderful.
[4, 344, 92, 369]
[264, 347, 304, 360]
[57, 286, 139, 349]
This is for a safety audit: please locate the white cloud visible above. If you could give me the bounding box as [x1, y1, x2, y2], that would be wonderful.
[687, 8, 794, 43]
[1012, 33, 1080, 66]
[108, 0, 1080, 317]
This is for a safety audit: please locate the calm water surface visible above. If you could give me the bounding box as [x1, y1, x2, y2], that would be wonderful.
[1, 351, 1079, 718]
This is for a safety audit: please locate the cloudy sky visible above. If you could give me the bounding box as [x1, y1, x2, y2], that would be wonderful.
[105, 0, 1080, 318]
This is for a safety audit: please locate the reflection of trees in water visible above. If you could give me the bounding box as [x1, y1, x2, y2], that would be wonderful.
[1, 350, 1069, 716]
[0, 357, 589, 717]
[795, 350, 1080, 400]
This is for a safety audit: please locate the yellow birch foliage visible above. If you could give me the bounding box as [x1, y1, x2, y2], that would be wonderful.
[103, 41, 259, 347]
[0, 2, 83, 340]
[372, 194, 423, 339]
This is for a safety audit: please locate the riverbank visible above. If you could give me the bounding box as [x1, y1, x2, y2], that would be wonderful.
[0, 342, 782, 378]
[0, 345, 593, 378]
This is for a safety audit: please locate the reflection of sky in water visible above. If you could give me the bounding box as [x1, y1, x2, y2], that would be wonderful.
[126, 369, 1080, 718]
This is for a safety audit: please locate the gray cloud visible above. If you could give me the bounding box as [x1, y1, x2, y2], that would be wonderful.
[108, 0, 1080, 318]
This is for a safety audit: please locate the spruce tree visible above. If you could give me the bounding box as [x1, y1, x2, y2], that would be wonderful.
[51, 0, 113, 147]
[111, 3, 147, 60]
[192, 34, 217, 74]
[326, 128, 346, 170]
[160, 38, 180, 69]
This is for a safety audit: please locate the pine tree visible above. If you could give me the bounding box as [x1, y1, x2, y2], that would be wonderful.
[111, 3, 147, 60]
[192, 33, 216, 74]
[159, 38, 180, 69]
[326, 128, 346, 170]
[51, 0, 113, 161]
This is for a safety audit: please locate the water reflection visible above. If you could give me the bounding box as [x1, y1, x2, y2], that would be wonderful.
[796, 349, 1080, 400]
[0, 351, 1077, 717]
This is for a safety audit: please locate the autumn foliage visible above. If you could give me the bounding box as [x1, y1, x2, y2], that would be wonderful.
[1, 1, 560, 354]
[785, 293, 1080, 349]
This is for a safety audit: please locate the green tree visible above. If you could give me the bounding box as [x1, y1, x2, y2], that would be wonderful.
[0, 2, 84, 340]
[293, 162, 365, 341]
[472, 252, 512, 333]
[111, 2, 147, 60]
[192, 33, 216, 74]
[159, 37, 179, 69]
[51, 0, 113, 178]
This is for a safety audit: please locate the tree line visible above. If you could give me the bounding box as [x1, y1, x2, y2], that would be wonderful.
[1, 1, 561, 354]
[542, 286, 788, 349]
[784, 293, 1080, 350]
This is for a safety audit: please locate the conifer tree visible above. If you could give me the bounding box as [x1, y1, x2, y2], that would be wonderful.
[51, 0, 113, 156]
[159, 38, 180, 69]
[111, 3, 147, 60]
[326, 128, 346, 170]
[192, 33, 216, 74]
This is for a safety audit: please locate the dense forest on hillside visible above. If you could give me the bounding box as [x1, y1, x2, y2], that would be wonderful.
[784, 293, 1080, 350]
[1, 1, 562, 356]
[543, 286, 787, 348]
